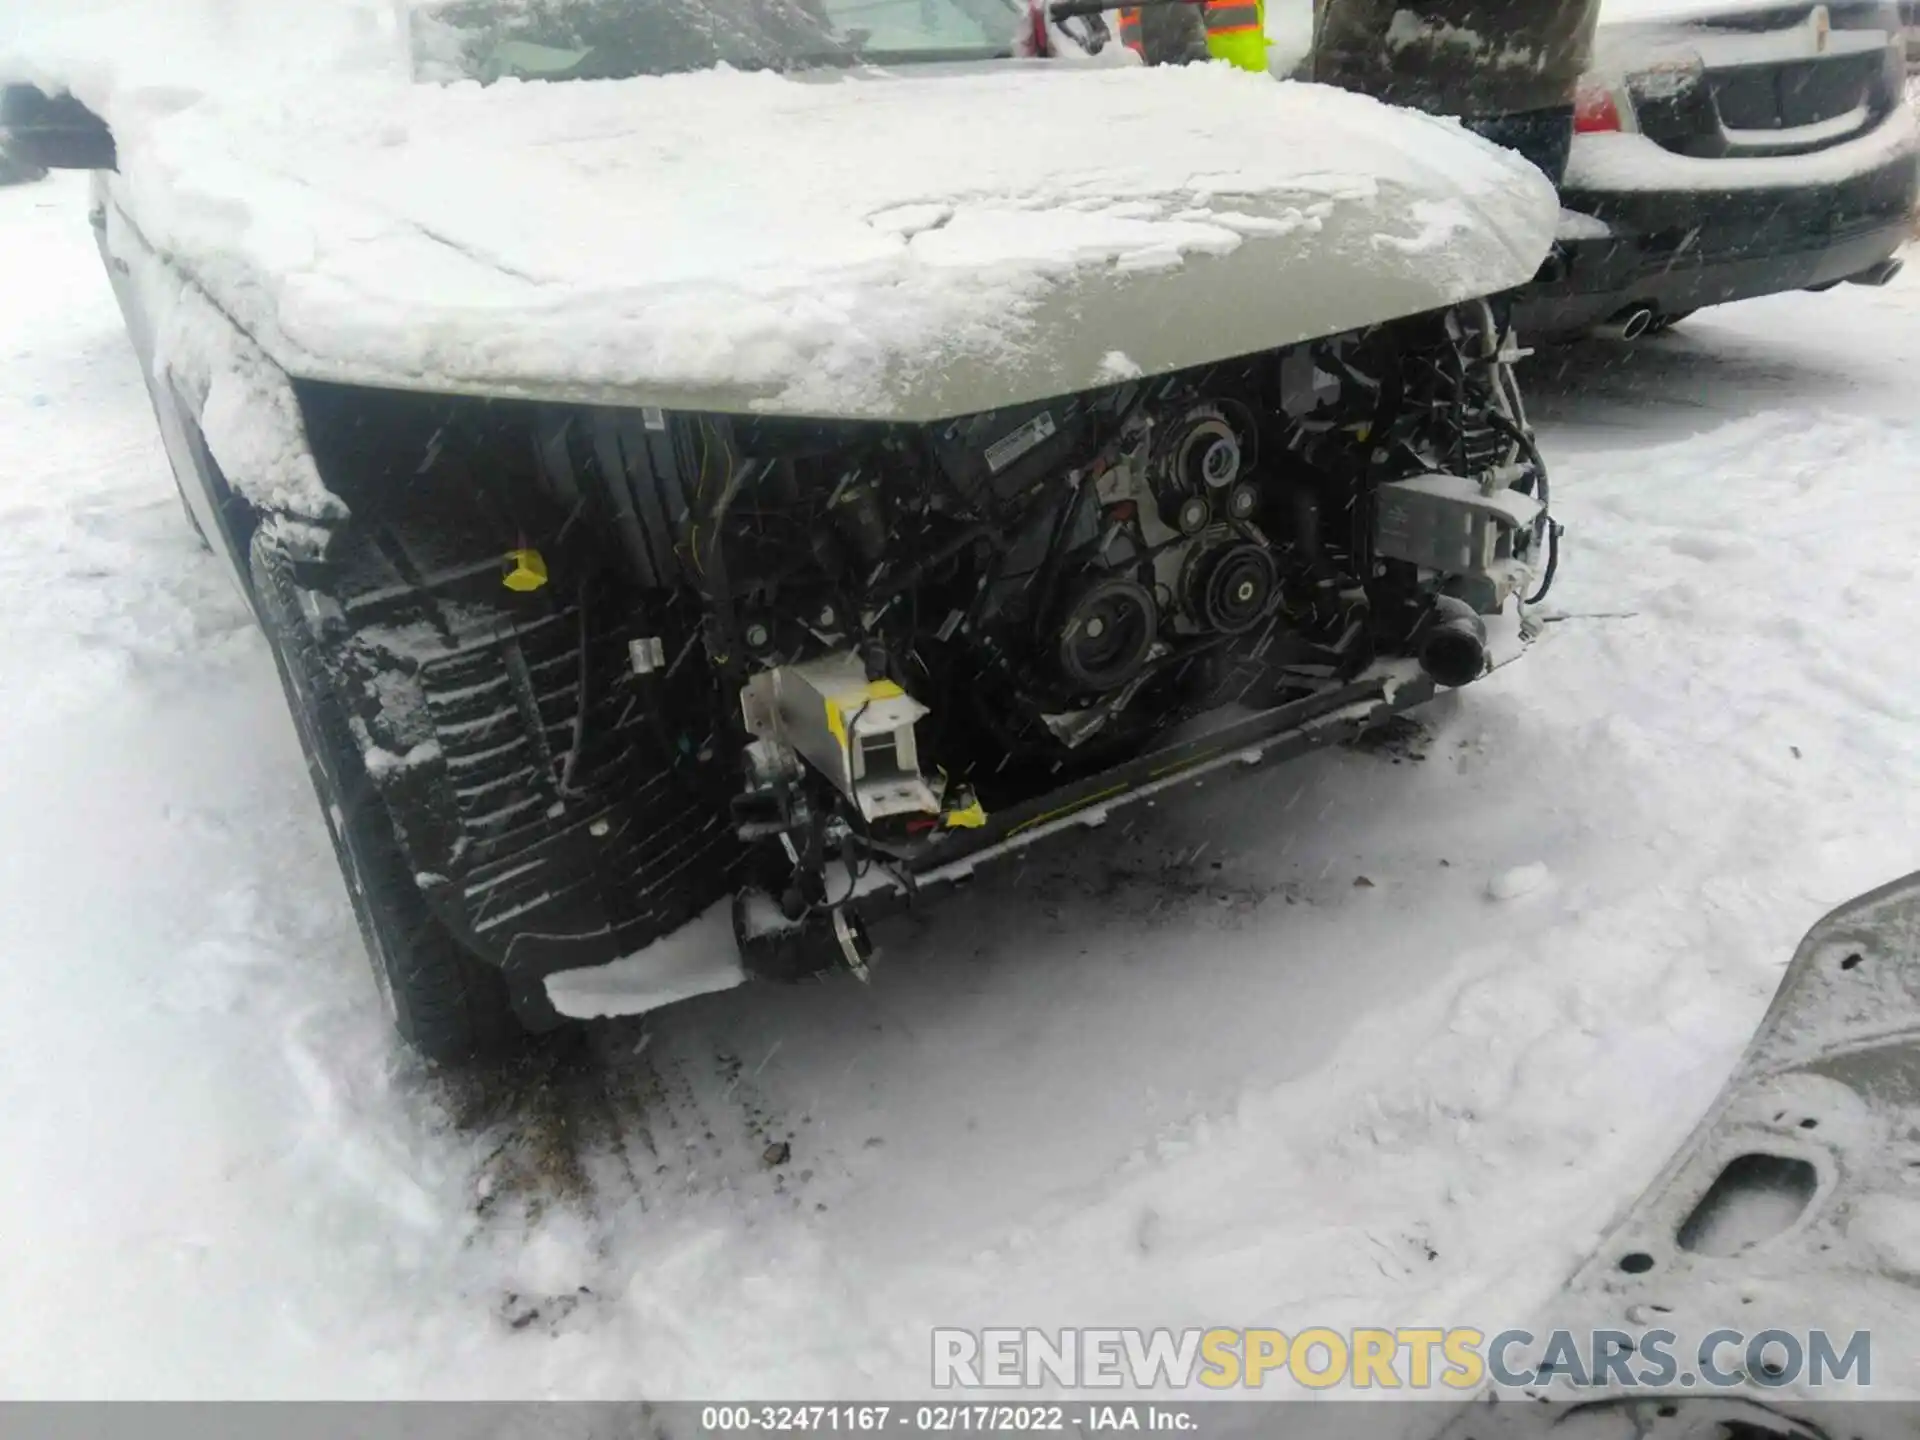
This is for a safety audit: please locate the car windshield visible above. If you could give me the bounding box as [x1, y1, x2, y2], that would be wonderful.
[409, 0, 1025, 81]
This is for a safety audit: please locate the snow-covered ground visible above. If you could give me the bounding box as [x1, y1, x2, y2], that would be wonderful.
[1, 170, 1917, 1399]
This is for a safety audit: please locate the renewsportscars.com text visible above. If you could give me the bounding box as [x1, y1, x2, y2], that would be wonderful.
[931, 1327, 1872, 1391]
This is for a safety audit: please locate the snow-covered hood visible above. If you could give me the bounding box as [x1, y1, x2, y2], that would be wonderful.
[79, 60, 1558, 422]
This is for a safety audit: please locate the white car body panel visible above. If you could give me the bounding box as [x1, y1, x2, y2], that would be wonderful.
[6, 27, 1561, 422]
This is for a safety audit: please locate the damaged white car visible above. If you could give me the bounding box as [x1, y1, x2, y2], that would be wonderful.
[1, 0, 1563, 1061]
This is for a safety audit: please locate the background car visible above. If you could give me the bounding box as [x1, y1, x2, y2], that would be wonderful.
[1511, 0, 1917, 338]
[1271, 0, 1917, 338]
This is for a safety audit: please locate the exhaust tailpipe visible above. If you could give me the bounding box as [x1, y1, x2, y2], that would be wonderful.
[1419, 597, 1489, 690]
[1846, 257, 1904, 288]
[1593, 304, 1656, 342]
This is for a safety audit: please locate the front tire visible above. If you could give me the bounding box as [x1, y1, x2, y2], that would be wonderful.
[249, 532, 525, 1063]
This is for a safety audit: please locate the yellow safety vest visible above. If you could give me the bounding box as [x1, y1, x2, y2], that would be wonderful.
[1118, 0, 1268, 72]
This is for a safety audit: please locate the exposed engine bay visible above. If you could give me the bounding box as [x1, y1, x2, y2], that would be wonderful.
[686, 302, 1554, 975]
[52, 25, 1573, 1055]
[286, 299, 1554, 1006]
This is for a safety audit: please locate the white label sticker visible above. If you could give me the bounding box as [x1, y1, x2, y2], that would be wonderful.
[983, 411, 1057, 475]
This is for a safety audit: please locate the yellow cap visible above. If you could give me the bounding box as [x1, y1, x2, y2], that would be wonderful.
[503, 548, 549, 592]
[943, 800, 988, 830]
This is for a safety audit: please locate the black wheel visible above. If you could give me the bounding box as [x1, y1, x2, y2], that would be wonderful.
[249, 531, 525, 1063]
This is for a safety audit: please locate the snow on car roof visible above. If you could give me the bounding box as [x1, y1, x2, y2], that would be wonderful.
[1599, 0, 1786, 19]
[3, 0, 1558, 422]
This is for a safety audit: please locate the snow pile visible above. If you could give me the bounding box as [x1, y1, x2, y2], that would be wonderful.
[1486, 861, 1551, 901]
[544, 901, 744, 1019]
[2, 2, 1557, 420]
[155, 274, 350, 521]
